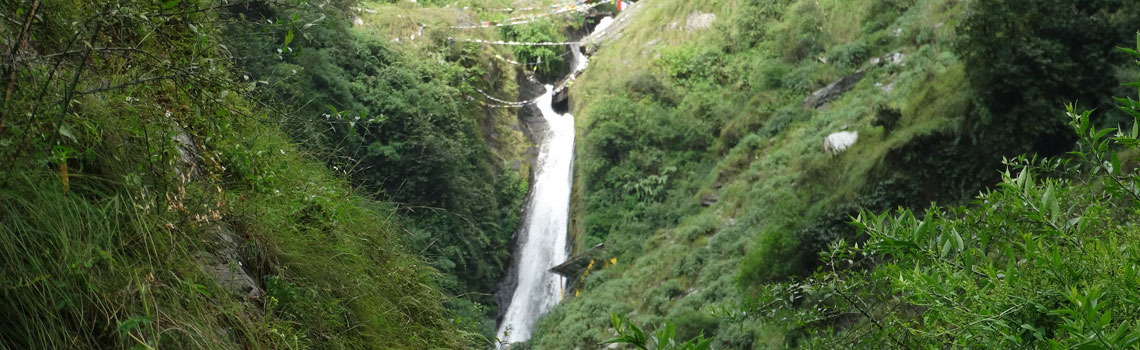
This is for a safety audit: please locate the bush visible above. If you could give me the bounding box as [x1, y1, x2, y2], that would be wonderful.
[499, 21, 568, 80]
[627, 72, 675, 104]
[956, 0, 1140, 157]
[742, 48, 1140, 347]
[827, 40, 870, 71]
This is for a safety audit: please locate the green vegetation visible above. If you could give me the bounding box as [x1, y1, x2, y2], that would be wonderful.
[529, 0, 1140, 348]
[743, 72, 1140, 347]
[221, 1, 537, 337]
[0, 0, 545, 348]
[606, 313, 713, 350]
[957, 0, 1140, 156]
[6, 0, 1140, 348]
[500, 21, 570, 79]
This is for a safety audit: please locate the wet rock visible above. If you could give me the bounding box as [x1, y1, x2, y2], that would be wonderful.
[804, 70, 868, 109]
[804, 52, 907, 109]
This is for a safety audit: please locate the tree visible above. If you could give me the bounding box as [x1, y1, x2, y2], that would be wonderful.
[956, 0, 1140, 157]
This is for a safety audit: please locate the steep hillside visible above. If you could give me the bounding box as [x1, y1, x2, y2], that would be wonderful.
[0, 0, 549, 348]
[530, 0, 1140, 348]
[5, 0, 1138, 349]
[219, 0, 541, 338]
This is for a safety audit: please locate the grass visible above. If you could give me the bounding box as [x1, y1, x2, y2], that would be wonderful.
[533, 0, 989, 347]
[0, 1, 484, 348]
[0, 109, 467, 350]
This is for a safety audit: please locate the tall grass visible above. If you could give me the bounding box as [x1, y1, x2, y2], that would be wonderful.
[0, 0, 472, 348]
[0, 174, 211, 349]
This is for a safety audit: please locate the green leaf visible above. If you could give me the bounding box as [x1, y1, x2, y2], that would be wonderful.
[1042, 186, 1058, 224]
[283, 29, 294, 49]
[58, 124, 76, 142]
[117, 316, 152, 340]
[1099, 309, 1112, 327]
[1080, 110, 1091, 135]
[162, 0, 180, 10]
[1092, 127, 1115, 142]
[1118, 47, 1140, 58]
[1110, 150, 1122, 176]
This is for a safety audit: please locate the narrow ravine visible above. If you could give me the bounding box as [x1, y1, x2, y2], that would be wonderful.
[496, 18, 609, 344]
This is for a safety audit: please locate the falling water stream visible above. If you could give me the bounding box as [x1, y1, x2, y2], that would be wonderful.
[495, 17, 612, 347]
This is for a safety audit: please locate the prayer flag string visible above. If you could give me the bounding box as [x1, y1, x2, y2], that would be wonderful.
[453, 0, 600, 14]
[449, 0, 613, 29]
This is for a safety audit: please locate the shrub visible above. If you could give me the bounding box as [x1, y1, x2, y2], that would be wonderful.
[956, 0, 1140, 157]
[739, 46, 1140, 348]
[827, 40, 870, 71]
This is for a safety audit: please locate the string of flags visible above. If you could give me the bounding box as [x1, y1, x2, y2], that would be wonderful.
[383, 0, 626, 45]
[452, 0, 599, 14]
[464, 94, 529, 108]
[492, 48, 575, 67]
[448, 37, 582, 46]
[465, 56, 590, 109]
[449, 0, 614, 29]
[373, 0, 625, 109]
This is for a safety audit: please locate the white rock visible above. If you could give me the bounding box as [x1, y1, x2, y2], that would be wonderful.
[823, 131, 859, 154]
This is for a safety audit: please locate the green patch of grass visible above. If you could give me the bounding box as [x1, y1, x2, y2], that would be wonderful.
[0, 1, 482, 348]
[536, 0, 997, 347]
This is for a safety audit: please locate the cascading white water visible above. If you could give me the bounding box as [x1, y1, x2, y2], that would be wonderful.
[494, 83, 574, 346]
[496, 24, 602, 345]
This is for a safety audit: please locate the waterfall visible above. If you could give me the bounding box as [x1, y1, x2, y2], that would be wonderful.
[495, 17, 609, 347]
[494, 82, 574, 346]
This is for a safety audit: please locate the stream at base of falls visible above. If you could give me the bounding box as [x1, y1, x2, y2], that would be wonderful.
[495, 16, 613, 347]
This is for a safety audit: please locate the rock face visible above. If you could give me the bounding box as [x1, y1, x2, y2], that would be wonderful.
[173, 133, 203, 179]
[174, 131, 263, 300]
[803, 52, 907, 109]
[700, 193, 719, 206]
[804, 71, 868, 109]
[685, 11, 715, 32]
[196, 224, 264, 299]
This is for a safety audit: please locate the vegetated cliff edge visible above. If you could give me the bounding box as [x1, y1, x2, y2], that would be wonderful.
[0, 0, 544, 348]
[531, 0, 1140, 348]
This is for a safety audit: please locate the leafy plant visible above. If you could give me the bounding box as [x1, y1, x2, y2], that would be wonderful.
[605, 313, 712, 350]
[733, 37, 1140, 349]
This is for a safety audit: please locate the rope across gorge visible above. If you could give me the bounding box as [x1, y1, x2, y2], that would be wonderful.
[370, 0, 626, 107]
[384, 0, 620, 44]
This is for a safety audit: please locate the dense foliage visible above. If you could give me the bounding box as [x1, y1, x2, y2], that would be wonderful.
[0, 0, 479, 348]
[220, 1, 533, 337]
[0, 0, 546, 347]
[746, 71, 1140, 347]
[530, 0, 1140, 348]
[499, 21, 569, 80]
[957, 0, 1140, 156]
[6, 0, 1139, 348]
